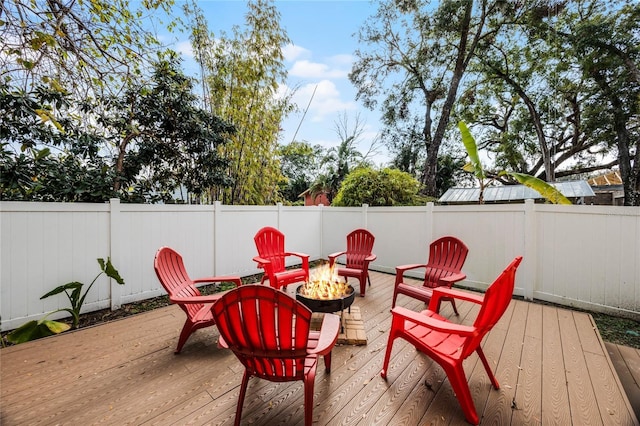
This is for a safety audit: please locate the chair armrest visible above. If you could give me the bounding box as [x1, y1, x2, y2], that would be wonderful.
[308, 313, 340, 356]
[437, 272, 466, 286]
[365, 254, 377, 262]
[169, 294, 222, 304]
[428, 287, 484, 311]
[286, 251, 310, 261]
[396, 263, 428, 275]
[328, 251, 346, 266]
[193, 276, 242, 287]
[391, 306, 475, 336]
[253, 255, 271, 265]
[395, 263, 428, 284]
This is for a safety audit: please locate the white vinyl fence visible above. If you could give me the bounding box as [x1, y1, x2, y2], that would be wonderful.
[1, 199, 639, 331]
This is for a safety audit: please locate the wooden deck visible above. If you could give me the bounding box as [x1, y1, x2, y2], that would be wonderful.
[2, 271, 638, 425]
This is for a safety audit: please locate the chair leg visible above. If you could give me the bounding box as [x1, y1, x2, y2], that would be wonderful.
[445, 363, 480, 425]
[175, 321, 195, 354]
[381, 320, 401, 379]
[235, 370, 251, 426]
[360, 277, 366, 297]
[391, 289, 398, 308]
[324, 351, 332, 373]
[476, 347, 500, 389]
[304, 371, 316, 426]
[450, 298, 459, 316]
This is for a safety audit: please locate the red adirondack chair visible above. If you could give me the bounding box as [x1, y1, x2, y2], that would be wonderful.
[328, 228, 377, 297]
[381, 256, 523, 425]
[392, 235, 469, 314]
[211, 285, 340, 426]
[253, 226, 309, 290]
[153, 246, 242, 354]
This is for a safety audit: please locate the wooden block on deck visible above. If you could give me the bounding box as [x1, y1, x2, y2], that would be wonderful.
[310, 306, 367, 346]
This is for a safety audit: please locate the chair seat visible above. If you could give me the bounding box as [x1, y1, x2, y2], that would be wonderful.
[394, 282, 434, 303]
[192, 303, 216, 323]
[275, 267, 307, 281]
[335, 266, 365, 278]
[403, 310, 467, 360]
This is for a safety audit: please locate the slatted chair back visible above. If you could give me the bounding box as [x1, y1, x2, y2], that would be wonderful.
[154, 247, 203, 319]
[212, 284, 340, 426]
[423, 236, 469, 288]
[344, 228, 375, 269]
[254, 226, 287, 275]
[462, 255, 523, 359]
[213, 285, 312, 380]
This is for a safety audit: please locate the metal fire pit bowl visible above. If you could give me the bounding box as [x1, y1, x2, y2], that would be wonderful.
[295, 284, 355, 314]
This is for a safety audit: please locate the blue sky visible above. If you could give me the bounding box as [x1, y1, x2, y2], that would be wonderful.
[162, 0, 389, 165]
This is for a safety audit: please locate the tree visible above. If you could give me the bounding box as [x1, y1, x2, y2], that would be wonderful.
[277, 141, 324, 204]
[310, 112, 372, 203]
[98, 55, 234, 203]
[0, 81, 117, 201]
[1, 56, 234, 203]
[333, 167, 421, 207]
[186, 0, 294, 205]
[457, 0, 633, 191]
[350, 0, 509, 197]
[1, 0, 174, 99]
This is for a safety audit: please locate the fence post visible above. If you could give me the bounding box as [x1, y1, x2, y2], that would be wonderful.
[362, 204, 369, 228]
[109, 198, 122, 310]
[426, 202, 434, 245]
[523, 199, 536, 300]
[214, 200, 221, 276]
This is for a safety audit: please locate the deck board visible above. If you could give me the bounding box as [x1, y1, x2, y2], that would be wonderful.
[1, 270, 638, 426]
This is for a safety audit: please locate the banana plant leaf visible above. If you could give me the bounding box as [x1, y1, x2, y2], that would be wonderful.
[99, 257, 125, 284]
[506, 172, 572, 205]
[459, 122, 485, 180]
[7, 319, 71, 344]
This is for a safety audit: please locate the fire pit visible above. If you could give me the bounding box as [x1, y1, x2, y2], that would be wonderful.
[296, 264, 356, 314]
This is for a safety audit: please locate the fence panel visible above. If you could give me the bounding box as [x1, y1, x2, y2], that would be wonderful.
[2, 200, 639, 331]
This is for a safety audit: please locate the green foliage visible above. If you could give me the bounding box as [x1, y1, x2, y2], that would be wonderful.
[277, 141, 324, 203]
[1, 0, 175, 99]
[459, 122, 571, 205]
[186, 0, 293, 205]
[333, 167, 421, 206]
[1, 56, 234, 203]
[7, 258, 125, 344]
[350, 0, 501, 196]
[101, 54, 234, 203]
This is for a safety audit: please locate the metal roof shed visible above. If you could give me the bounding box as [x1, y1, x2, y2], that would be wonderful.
[438, 180, 595, 204]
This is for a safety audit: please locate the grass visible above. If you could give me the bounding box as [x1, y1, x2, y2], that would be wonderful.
[592, 312, 640, 348]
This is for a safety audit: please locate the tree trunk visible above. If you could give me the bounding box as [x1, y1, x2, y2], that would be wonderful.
[424, 0, 477, 197]
[591, 69, 640, 206]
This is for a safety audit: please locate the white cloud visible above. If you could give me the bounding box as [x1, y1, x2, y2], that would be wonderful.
[289, 60, 349, 79]
[292, 80, 357, 122]
[174, 40, 194, 59]
[283, 44, 310, 62]
[328, 54, 354, 67]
